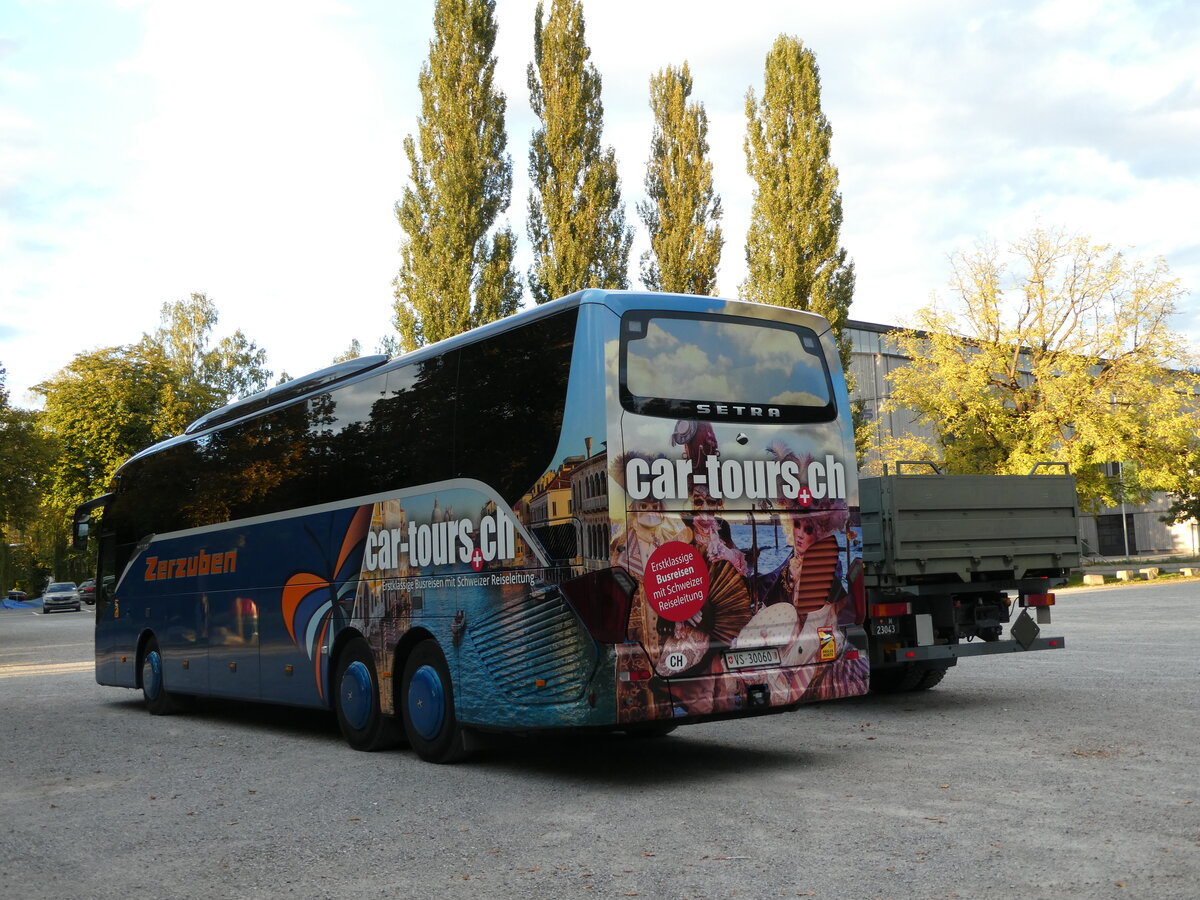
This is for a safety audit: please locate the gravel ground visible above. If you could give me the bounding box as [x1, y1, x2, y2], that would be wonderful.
[1, 580, 1197, 899]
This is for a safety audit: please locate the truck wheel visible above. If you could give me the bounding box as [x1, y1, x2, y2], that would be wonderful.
[869, 664, 924, 694]
[914, 665, 949, 691]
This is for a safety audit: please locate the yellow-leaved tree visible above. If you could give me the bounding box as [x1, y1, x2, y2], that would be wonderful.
[881, 226, 1199, 511]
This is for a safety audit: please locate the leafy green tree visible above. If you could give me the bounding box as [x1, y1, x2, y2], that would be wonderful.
[526, 0, 632, 302]
[333, 339, 363, 364]
[0, 365, 46, 529]
[743, 34, 855, 367]
[34, 345, 176, 515]
[30, 345, 178, 578]
[0, 365, 52, 589]
[1162, 452, 1200, 527]
[394, 0, 521, 351]
[880, 227, 1200, 511]
[143, 293, 271, 434]
[637, 62, 722, 295]
[30, 295, 271, 577]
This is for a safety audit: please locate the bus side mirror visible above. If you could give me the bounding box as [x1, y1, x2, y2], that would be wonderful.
[72, 494, 112, 553]
[72, 518, 89, 552]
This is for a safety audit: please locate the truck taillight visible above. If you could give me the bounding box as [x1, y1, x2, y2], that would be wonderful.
[1022, 593, 1056, 607]
[871, 601, 912, 618]
[560, 567, 636, 644]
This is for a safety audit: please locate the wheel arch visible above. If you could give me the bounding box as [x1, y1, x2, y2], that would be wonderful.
[134, 629, 158, 689]
[329, 625, 366, 669]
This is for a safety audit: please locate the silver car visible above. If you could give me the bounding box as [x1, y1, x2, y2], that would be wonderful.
[42, 582, 81, 614]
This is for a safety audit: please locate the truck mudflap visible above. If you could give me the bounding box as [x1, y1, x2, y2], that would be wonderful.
[887, 634, 1065, 663]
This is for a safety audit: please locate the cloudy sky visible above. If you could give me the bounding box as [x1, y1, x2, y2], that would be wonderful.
[2, 0, 1197, 405]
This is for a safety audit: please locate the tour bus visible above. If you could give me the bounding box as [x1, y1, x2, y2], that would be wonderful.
[74, 290, 869, 762]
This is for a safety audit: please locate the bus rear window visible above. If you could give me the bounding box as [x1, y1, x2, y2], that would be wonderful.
[619, 312, 836, 423]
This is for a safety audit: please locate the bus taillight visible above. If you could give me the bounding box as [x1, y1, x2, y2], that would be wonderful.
[560, 567, 636, 644]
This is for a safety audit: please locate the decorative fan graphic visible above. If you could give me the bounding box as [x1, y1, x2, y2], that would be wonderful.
[656, 560, 752, 677]
[281, 505, 372, 699]
[705, 560, 753, 643]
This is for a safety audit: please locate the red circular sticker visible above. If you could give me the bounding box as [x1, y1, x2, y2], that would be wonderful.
[644, 541, 710, 622]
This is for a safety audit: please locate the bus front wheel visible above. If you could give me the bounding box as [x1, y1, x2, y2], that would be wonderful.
[400, 640, 466, 764]
[140, 637, 181, 715]
[333, 638, 401, 752]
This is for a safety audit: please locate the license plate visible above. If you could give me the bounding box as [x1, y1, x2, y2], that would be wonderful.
[873, 618, 899, 636]
[725, 647, 781, 670]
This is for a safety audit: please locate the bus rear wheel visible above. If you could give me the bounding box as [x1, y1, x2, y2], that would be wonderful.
[333, 638, 401, 752]
[140, 637, 181, 715]
[400, 640, 466, 764]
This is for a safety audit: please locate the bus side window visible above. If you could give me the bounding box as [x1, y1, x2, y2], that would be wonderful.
[368, 355, 459, 489]
[455, 310, 578, 501]
[310, 372, 388, 502]
[97, 530, 117, 606]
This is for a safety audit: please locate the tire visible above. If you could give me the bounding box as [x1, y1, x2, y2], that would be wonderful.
[141, 638, 181, 715]
[333, 638, 402, 752]
[625, 723, 678, 739]
[914, 665, 950, 691]
[400, 640, 466, 763]
[869, 664, 924, 694]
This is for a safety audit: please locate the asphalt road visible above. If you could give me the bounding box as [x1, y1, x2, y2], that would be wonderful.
[1, 583, 1197, 900]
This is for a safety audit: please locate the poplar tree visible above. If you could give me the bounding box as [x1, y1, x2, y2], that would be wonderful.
[527, 0, 632, 303]
[394, 0, 520, 351]
[743, 35, 855, 367]
[637, 62, 723, 295]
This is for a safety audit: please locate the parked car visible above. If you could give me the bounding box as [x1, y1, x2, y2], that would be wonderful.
[7, 590, 29, 603]
[41, 582, 81, 614]
[78, 579, 97, 604]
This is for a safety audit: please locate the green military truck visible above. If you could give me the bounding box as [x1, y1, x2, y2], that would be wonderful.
[859, 462, 1079, 692]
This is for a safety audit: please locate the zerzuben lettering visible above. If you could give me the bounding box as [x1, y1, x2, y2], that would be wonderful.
[143, 549, 238, 582]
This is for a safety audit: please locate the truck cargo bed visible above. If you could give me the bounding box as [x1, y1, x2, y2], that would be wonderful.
[859, 464, 1081, 586]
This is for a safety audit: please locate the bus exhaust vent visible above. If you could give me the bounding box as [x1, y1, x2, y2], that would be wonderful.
[468, 589, 597, 704]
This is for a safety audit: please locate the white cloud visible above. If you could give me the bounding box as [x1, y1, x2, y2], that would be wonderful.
[2, 0, 1197, 406]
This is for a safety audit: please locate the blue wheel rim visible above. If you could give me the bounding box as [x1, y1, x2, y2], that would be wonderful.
[143, 650, 162, 700]
[408, 664, 446, 740]
[340, 660, 374, 731]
